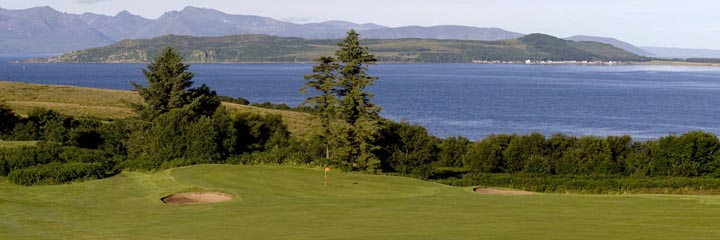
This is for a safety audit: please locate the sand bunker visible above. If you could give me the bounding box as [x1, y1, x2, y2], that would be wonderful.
[161, 192, 233, 204]
[474, 187, 534, 196]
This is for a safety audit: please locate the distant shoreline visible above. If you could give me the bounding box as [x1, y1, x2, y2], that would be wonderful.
[10, 59, 720, 67]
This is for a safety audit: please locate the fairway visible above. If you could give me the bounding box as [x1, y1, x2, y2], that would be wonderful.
[1, 165, 719, 239]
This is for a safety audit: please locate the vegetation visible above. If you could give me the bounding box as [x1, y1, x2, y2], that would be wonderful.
[686, 58, 720, 63]
[29, 33, 649, 64]
[440, 173, 720, 194]
[0, 32, 716, 195]
[0, 81, 318, 139]
[2, 165, 720, 239]
[3, 30, 720, 238]
[302, 30, 383, 171]
[0, 141, 39, 148]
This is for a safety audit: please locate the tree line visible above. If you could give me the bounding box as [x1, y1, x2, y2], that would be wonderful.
[1, 30, 719, 192]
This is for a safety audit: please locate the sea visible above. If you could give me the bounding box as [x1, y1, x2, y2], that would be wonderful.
[2, 56, 720, 140]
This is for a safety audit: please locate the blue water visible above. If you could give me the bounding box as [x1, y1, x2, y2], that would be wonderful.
[2, 56, 720, 140]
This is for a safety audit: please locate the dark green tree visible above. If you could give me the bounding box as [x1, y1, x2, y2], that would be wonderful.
[300, 30, 382, 171]
[438, 136, 471, 168]
[131, 47, 220, 121]
[302, 56, 340, 161]
[335, 30, 382, 171]
[0, 104, 18, 137]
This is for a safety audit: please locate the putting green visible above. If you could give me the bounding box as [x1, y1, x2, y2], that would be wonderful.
[1, 165, 719, 239]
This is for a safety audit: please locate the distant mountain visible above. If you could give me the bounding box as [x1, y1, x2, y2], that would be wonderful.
[78, 10, 152, 41]
[28, 33, 648, 64]
[360, 25, 522, 41]
[0, 6, 113, 54]
[565, 35, 654, 57]
[0, 6, 524, 54]
[305, 21, 388, 31]
[640, 47, 720, 59]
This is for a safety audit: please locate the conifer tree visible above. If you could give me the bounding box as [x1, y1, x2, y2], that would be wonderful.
[302, 56, 340, 161]
[131, 47, 220, 121]
[335, 30, 382, 171]
[302, 30, 382, 171]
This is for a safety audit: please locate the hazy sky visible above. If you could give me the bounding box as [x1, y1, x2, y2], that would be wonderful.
[2, 0, 719, 49]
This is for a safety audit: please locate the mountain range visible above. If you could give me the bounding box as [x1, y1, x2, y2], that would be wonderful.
[1, 6, 717, 59]
[0, 6, 521, 54]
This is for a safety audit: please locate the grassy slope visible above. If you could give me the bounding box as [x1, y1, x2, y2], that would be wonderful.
[0, 81, 318, 139]
[1, 165, 718, 239]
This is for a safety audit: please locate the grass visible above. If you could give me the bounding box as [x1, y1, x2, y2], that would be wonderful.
[0, 81, 319, 139]
[1, 165, 719, 239]
[0, 81, 140, 119]
[0, 141, 38, 148]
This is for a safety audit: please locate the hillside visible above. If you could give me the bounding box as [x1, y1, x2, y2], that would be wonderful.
[565, 35, 654, 57]
[29, 33, 649, 63]
[1, 164, 719, 239]
[360, 25, 522, 41]
[0, 81, 318, 139]
[0, 6, 520, 54]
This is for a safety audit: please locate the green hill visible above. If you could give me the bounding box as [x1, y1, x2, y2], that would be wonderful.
[28, 34, 649, 63]
[1, 164, 719, 239]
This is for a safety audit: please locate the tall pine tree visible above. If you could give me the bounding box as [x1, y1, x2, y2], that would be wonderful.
[302, 56, 340, 160]
[302, 30, 382, 171]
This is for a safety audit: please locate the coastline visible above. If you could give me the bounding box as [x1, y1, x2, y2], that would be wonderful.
[10, 58, 720, 67]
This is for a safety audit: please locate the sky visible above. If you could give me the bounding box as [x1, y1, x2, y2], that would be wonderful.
[1, 0, 719, 49]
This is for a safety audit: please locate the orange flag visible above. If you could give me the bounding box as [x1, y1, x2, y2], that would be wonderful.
[323, 167, 330, 186]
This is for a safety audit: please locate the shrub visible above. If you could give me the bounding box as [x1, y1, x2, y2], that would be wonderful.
[217, 96, 250, 105]
[8, 162, 118, 186]
[0, 104, 19, 137]
[0, 146, 58, 176]
[439, 173, 720, 194]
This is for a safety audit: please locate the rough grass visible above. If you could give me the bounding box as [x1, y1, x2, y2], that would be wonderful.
[0, 81, 318, 139]
[0, 81, 140, 119]
[1, 165, 719, 239]
[0, 141, 38, 148]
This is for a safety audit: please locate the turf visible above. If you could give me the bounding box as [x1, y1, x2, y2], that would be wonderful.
[1, 165, 718, 239]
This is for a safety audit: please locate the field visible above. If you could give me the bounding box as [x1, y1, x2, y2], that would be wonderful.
[0, 81, 319, 139]
[0, 164, 718, 239]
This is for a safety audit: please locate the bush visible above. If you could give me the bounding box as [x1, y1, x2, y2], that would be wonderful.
[0, 104, 19, 137]
[217, 96, 250, 105]
[232, 112, 290, 153]
[8, 162, 118, 186]
[0, 146, 59, 176]
[227, 147, 294, 165]
[375, 120, 439, 174]
[439, 173, 720, 194]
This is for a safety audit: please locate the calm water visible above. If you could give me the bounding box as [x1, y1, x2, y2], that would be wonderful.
[2, 56, 720, 140]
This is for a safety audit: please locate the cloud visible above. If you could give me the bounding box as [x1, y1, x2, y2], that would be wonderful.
[77, 0, 112, 4]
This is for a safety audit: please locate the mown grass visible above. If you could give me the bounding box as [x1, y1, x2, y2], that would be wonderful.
[1, 165, 719, 239]
[0, 141, 38, 148]
[0, 81, 319, 139]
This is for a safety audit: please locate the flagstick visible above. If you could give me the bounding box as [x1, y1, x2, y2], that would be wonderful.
[324, 170, 328, 186]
